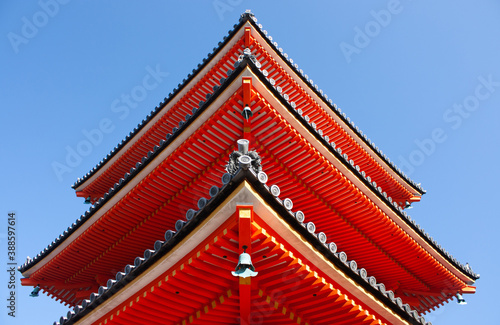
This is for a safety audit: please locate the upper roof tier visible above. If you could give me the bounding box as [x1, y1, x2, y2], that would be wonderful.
[72, 11, 425, 208]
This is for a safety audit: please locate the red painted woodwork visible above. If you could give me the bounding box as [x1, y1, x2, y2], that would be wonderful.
[27, 84, 468, 313]
[74, 23, 420, 209]
[89, 211, 395, 325]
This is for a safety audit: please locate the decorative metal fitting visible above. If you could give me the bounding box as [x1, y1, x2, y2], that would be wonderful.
[226, 139, 262, 175]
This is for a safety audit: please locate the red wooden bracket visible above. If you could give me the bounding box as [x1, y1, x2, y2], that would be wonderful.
[244, 27, 251, 47]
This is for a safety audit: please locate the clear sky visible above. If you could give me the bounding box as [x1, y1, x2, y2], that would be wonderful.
[1, 1, 499, 324]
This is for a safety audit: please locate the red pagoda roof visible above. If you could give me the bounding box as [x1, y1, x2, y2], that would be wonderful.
[20, 11, 477, 323]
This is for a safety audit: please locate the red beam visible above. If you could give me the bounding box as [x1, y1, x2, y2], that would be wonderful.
[20, 278, 96, 290]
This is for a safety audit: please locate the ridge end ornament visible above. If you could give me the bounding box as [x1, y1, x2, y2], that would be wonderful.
[226, 139, 262, 175]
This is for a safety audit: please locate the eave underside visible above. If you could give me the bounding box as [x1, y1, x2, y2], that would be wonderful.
[65, 190, 412, 325]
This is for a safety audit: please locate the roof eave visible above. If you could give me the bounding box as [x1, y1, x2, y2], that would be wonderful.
[244, 61, 478, 283]
[63, 168, 427, 325]
[71, 13, 257, 193]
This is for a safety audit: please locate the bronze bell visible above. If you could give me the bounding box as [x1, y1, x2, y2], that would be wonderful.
[241, 105, 253, 120]
[232, 246, 258, 278]
[30, 285, 40, 297]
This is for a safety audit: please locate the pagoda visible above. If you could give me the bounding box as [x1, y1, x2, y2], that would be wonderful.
[19, 11, 478, 325]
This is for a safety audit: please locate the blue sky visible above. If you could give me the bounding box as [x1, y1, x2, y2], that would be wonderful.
[1, 1, 499, 324]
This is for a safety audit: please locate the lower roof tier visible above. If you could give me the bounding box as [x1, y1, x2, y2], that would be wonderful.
[54, 178, 430, 325]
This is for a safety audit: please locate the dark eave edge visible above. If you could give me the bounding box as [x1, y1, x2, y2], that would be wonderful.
[244, 60, 478, 281]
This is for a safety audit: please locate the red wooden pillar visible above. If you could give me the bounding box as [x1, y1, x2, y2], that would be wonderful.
[244, 27, 251, 47]
[237, 205, 253, 325]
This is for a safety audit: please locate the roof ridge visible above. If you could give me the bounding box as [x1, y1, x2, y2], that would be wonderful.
[19, 58, 245, 274]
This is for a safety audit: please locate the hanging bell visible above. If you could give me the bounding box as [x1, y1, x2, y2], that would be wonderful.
[241, 105, 253, 120]
[30, 285, 40, 297]
[456, 293, 467, 305]
[232, 246, 258, 278]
